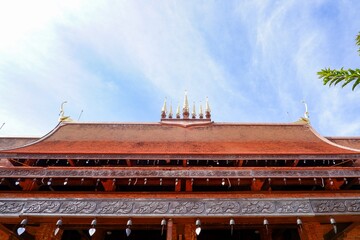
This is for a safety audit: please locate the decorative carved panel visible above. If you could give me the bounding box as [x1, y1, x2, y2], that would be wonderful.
[0, 198, 359, 217]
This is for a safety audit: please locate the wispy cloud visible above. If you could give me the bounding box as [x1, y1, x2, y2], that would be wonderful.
[0, 0, 360, 136]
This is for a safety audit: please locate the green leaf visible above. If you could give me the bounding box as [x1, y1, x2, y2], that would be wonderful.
[352, 78, 360, 90]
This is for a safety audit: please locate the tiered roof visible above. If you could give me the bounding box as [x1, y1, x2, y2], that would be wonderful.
[0, 121, 359, 157]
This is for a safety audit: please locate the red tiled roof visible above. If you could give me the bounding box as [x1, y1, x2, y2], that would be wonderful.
[0, 122, 359, 155]
[326, 137, 360, 150]
[0, 137, 39, 150]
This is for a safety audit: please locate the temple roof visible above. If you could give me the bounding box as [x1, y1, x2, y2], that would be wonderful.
[0, 121, 359, 156]
[326, 137, 360, 150]
[0, 137, 39, 150]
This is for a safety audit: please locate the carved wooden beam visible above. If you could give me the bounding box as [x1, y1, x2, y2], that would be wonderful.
[0, 197, 359, 217]
[1, 167, 360, 179]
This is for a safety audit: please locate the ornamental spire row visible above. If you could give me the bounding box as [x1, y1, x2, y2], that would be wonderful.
[161, 91, 211, 121]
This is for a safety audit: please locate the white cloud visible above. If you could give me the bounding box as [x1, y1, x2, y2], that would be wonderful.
[1, 0, 360, 137]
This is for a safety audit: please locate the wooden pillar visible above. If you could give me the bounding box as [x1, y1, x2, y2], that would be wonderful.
[0, 223, 21, 240]
[91, 229, 105, 240]
[0, 227, 11, 240]
[20, 179, 39, 191]
[342, 223, 360, 240]
[172, 222, 178, 240]
[251, 178, 264, 191]
[185, 179, 193, 192]
[175, 179, 182, 192]
[299, 222, 324, 240]
[35, 223, 62, 240]
[260, 227, 272, 240]
[166, 219, 174, 240]
[184, 224, 195, 240]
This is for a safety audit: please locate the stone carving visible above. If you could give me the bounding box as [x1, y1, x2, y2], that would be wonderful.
[24, 201, 61, 213]
[171, 201, 205, 214]
[312, 200, 347, 213]
[134, 202, 169, 214]
[240, 201, 276, 214]
[96, 201, 133, 214]
[59, 201, 97, 214]
[276, 201, 311, 213]
[0, 202, 24, 213]
[207, 201, 240, 214]
[0, 198, 358, 217]
[345, 200, 360, 212]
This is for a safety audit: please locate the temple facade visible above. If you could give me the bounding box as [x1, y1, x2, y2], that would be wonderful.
[0, 97, 360, 240]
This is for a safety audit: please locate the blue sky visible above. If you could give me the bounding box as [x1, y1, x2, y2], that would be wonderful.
[1, 0, 360, 137]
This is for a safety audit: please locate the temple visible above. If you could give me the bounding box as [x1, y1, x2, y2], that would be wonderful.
[0, 95, 360, 240]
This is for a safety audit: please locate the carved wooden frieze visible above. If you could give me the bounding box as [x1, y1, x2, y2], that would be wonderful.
[0, 168, 359, 179]
[0, 198, 359, 217]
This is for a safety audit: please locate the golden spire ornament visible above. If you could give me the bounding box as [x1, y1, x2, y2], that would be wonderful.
[182, 90, 189, 119]
[168, 101, 173, 118]
[192, 102, 196, 119]
[205, 97, 211, 119]
[161, 98, 167, 119]
[176, 104, 181, 119]
[199, 102, 204, 119]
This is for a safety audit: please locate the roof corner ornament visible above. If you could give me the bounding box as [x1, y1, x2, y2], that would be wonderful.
[59, 101, 73, 122]
[295, 101, 310, 124]
[205, 97, 211, 119]
[183, 90, 189, 119]
[302, 100, 309, 119]
[161, 98, 167, 119]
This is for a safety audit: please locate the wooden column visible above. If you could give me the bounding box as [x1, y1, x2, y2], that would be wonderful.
[251, 178, 264, 191]
[0, 225, 11, 240]
[35, 223, 62, 240]
[91, 229, 105, 240]
[260, 228, 272, 240]
[339, 222, 360, 240]
[166, 219, 174, 240]
[184, 224, 195, 240]
[185, 179, 193, 192]
[299, 222, 324, 240]
[19, 179, 39, 191]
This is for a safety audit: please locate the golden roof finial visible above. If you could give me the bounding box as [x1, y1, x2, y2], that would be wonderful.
[161, 98, 167, 119]
[183, 90, 189, 111]
[205, 97, 211, 119]
[199, 102, 204, 119]
[59, 101, 73, 122]
[192, 102, 196, 119]
[176, 104, 181, 119]
[182, 90, 189, 119]
[205, 97, 211, 113]
[168, 101, 173, 118]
